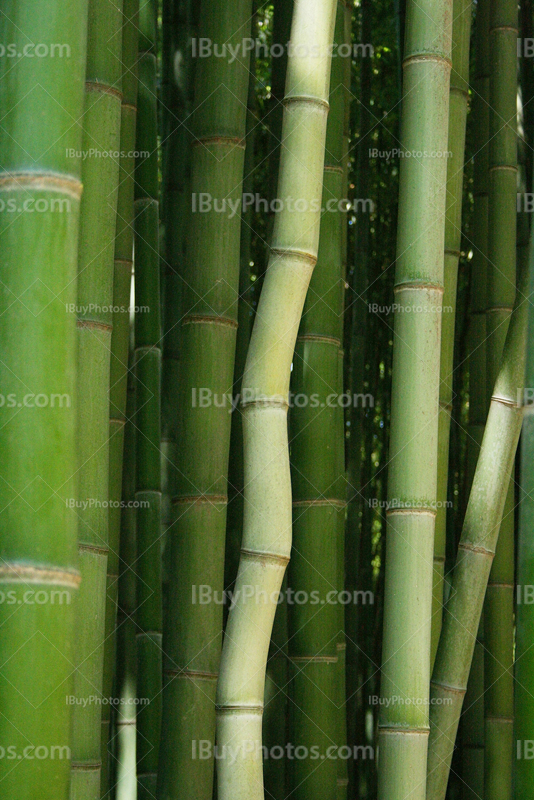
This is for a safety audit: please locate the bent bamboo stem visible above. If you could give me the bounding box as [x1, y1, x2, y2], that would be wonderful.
[215, 2, 338, 798]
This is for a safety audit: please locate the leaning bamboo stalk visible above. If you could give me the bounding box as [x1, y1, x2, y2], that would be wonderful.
[426, 265, 528, 800]
[376, 0, 452, 795]
[157, 2, 252, 798]
[215, 2, 338, 798]
[461, 0, 489, 791]
[132, 1, 162, 796]
[483, 0, 518, 792]
[71, 1, 123, 796]
[286, 4, 346, 798]
[101, 1, 138, 793]
[431, 0, 472, 668]
[0, 3, 88, 798]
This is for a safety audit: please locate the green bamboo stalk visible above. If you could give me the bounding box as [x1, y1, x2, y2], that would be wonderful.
[461, 0, 490, 792]
[157, 3, 252, 798]
[101, 2, 139, 794]
[216, 2, 338, 797]
[115, 343, 138, 800]
[514, 218, 534, 799]
[286, 5, 346, 798]
[426, 267, 528, 800]
[0, 3, 88, 798]
[376, 0, 452, 795]
[71, 1, 123, 796]
[431, 0, 472, 669]
[483, 0, 518, 792]
[132, 2, 162, 796]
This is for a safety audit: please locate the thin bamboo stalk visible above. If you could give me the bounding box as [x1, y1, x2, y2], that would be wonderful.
[71, 1, 123, 796]
[215, 2, 338, 797]
[426, 267, 528, 800]
[101, 2, 138, 793]
[431, 0, 472, 669]
[133, 2, 162, 796]
[0, 3, 88, 798]
[483, 0, 518, 792]
[286, 5, 346, 798]
[157, 2, 252, 798]
[376, 0, 452, 794]
[461, 0, 489, 792]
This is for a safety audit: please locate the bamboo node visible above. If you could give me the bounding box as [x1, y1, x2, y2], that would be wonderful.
[241, 397, 289, 411]
[173, 494, 228, 505]
[240, 548, 290, 566]
[0, 563, 81, 588]
[216, 705, 263, 715]
[85, 81, 123, 102]
[270, 246, 317, 265]
[402, 53, 452, 69]
[77, 319, 113, 333]
[0, 171, 83, 200]
[192, 135, 246, 149]
[183, 314, 238, 330]
[284, 94, 330, 112]
[379, 725, 429, 735]
[430, 680, 466, 695]
[290, 655, 338, 663]
[296, 334, 341, 347]
[292, 498, 346, 508]
[394, 282, 444, 294]
[164, 669, 218, 681]
[491, 394, 522, 410]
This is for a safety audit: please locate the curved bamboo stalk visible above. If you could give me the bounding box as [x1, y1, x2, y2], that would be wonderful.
[215, 2, 338, 797]
[431, 0, 472, 668]
[483, 0, 518, 792]
[376, 0, 452, 795]
[101, 1, 138, 792]
[71, 1, 123, 796]
[0, 3, 88, 798]
[132, 2, 162, 796]
[461, 0, 489, 791]
[426, 264, 528, 800]
[157, 2, 252, 798]
[286, 5, 346, 798]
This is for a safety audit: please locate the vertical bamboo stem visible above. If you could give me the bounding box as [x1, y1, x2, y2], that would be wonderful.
[216, 2, 338, 797]
[376, 0, 452, 795]
[0, 3, 88, 798]
[71, 1, 123, 796]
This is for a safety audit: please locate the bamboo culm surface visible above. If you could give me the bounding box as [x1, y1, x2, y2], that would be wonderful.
[377, 0, 452, 796]
[0, 2, 88, 798]
[216, 1, 338, 798]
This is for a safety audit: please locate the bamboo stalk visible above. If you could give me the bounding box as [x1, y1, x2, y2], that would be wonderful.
[215, 2, 338, 797]
[71, 1, 123, 796]
[101, 1, 138, 793]
[426, 265, 528, 800]
[432, 0, 472, 669]
[157, 2, 253, 798]
[376, 0, 452, 795]
[461, 0, 489, 792]
[132, 2, 162, 796]
[286, 5, 346, 797]
[482, 0, 518, 793]
[0, 3, 88, 798]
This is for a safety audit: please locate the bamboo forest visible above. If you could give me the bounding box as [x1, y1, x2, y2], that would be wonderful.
[5, 0, 534, 798]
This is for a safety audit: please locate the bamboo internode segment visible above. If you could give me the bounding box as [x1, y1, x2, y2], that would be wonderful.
[216, 2, 338, 799]
[377, 0, 452, 795]
[427, 263, 527, 800]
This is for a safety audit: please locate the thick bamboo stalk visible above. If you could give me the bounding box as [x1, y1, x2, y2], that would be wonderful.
[483, 0, 518, 793]
[0, 3, 88, 798]
[101, 1, 138, 793]
[215, 2, 338, 798]
[157, 2, 252, 798]
[461, 0, 489, 792]
[133, 2, 162, 796]
[515, 224, 534, 797]
[431, 0, 472, 668]
[376, 0, 452, 795]
[426, 267, 528, 800]
[286, 5, 346, 798]
[71, 1, 123, 796]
